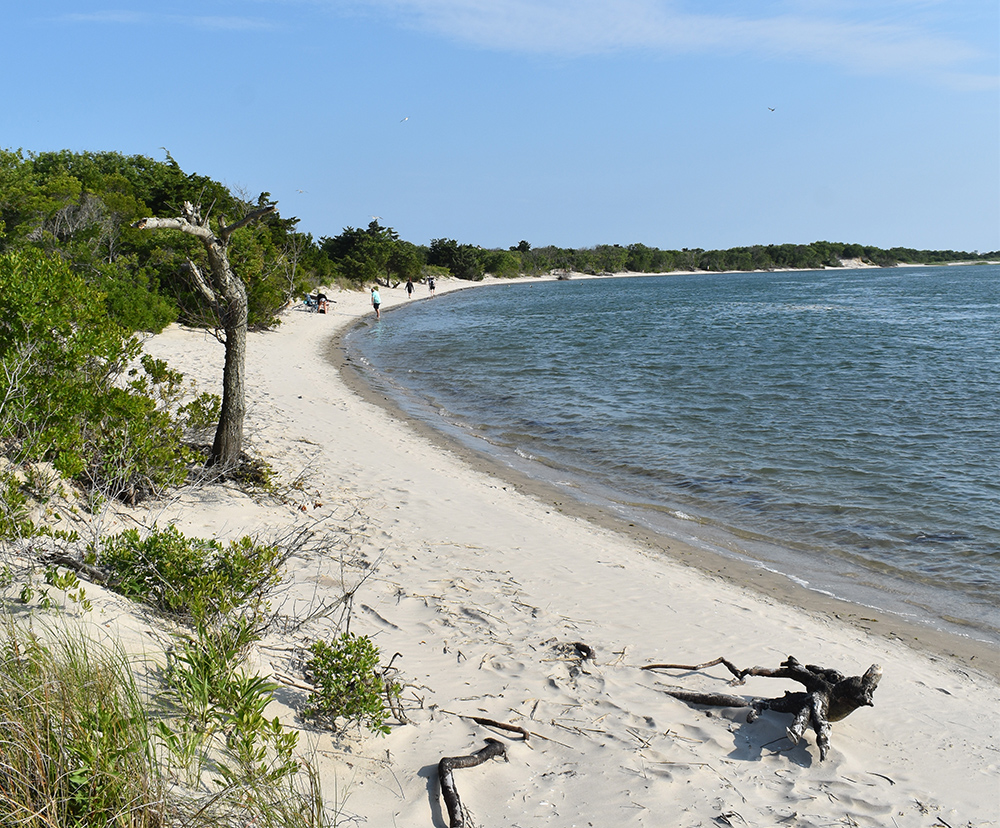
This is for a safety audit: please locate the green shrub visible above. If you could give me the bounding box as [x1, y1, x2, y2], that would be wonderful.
[0, 249, 191, 503]
[97, 524, 283, 621]
[179, 391, 222, 435]
[94, 255, 178, 334]
[164, 615, 261, 724]
[159, 616, 301, 796]
[0, 469, 34, 541]
[0, 613, 326, 828]
[302, 632, 400, 735]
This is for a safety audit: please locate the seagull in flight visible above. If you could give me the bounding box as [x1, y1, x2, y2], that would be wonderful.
[400, 116, 409, 122]
[768, 107, 775, 112]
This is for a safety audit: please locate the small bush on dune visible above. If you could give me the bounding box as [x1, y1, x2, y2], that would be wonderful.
[0, 614, 333, 828]
[96, 524, 284, 622]
[159, 615, 300, 790]
[179, 391, 222, 438]
[303, 632, 400, 735]
[0, 469, 34, 541]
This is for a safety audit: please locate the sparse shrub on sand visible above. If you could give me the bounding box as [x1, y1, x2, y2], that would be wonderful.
[0, 612, 334, 828]
[302, 632, 401, 735]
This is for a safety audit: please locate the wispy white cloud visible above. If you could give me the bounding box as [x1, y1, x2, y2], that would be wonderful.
[339, 0, 996, 86]
[59, 11, 277, 32]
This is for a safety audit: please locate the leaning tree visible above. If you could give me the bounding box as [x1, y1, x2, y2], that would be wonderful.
[134, 199, 275, 470]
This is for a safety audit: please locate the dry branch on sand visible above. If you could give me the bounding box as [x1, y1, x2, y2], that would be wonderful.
[438, 738, 509, 828]
[643, 655, 882, 760]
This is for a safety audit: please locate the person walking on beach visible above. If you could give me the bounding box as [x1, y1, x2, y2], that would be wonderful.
[370, 286, 381, 319]
[405, 278, 414, 298]
[427, 275, 436, 295]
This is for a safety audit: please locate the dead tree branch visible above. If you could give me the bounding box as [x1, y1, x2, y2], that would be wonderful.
[443, 711, 531, 741]
[438, 738, 508, 828]
[646, 655, 882, 760]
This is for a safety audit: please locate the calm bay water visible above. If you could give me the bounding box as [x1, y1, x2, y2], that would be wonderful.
[345, 266, 1000, 643]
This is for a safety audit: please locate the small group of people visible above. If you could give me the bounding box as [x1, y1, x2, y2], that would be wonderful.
[403, 275, 435, 296]
[371, 275, 436, 318]
[306, 292, 330, 313]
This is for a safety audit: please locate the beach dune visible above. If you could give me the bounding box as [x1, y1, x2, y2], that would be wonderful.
[129, 277, 999, 827]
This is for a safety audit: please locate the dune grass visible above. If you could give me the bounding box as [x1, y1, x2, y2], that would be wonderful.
[0, 617, 163, 828]
[0, 614, 336, 828]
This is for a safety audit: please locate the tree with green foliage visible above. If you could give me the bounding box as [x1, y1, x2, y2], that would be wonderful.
[481, 248, 521, 278]
[428, 237, 484, 280]
[320, 219, 422, 285]
[134, 199, 275, 471]
[0, 148, 326, 334]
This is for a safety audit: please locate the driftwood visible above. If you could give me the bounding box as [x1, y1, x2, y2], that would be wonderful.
[443, 711, 531, 741]
[40, 552, 109, 584]
[438, 738, 508, 828]
[643, 655, 882, 760]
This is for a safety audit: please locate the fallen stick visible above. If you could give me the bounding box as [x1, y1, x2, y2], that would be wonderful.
[40, 552, 108, 585]
[438, 738, 508, 828]
[443, 711, 530, 741]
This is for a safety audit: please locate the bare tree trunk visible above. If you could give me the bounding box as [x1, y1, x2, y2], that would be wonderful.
[211, 285, 247, 467]
[134, 200, 274, 470]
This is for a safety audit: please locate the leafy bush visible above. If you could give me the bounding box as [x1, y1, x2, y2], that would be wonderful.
[179, 391, 222, 436]
[97, 524, 283, 622]
[0, 249, 191, 502]
[302, 632, 400, 735]
[94, 255, 178, 333]
[159, 615, 299, 790]
[0, 469, 33, 541]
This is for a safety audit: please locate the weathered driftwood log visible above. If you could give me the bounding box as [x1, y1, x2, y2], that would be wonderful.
[643, 656, 882, 760]
[438, 738, 508, 828]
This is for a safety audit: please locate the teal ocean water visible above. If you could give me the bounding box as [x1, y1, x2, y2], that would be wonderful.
[345, 266, 1000, 644]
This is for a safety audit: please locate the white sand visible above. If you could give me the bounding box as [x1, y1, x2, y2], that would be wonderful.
[65, 277, 1000, 826]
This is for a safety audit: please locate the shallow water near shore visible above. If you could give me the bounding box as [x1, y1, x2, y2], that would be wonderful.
[345, 265, 1000, 646]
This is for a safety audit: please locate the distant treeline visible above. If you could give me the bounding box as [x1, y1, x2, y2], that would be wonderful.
[1, 148, 995, 335]
[506, 239, 997, 276]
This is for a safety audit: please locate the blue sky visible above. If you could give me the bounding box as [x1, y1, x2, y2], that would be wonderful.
[5, 1, 998, 252]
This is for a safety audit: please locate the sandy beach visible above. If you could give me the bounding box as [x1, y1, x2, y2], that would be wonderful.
[62, 275, 1000, 826]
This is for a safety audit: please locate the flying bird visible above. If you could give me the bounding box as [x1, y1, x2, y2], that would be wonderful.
[400, 116, 409, 122]
[768, 107, 775, 112]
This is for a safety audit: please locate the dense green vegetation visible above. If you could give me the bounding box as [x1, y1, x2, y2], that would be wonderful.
[97, 525, 284, 621]
[3, 148, 994, 338]
[0, 248, 199, 507]
[0, 148, 335, 333]
[489, 239, 998, 278]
